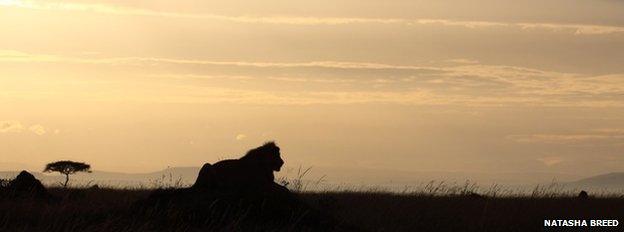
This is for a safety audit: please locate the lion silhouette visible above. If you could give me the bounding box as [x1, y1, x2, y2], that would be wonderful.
[139, 141, 358, 231]
[193, 141, 288, 195]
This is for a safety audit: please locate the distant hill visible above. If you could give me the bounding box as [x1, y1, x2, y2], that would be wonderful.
[1, 166, 585, 190]
[567, 172, 624, 189]
[0, 167, 201, 188]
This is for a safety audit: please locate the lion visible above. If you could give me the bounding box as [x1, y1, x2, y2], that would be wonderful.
[193, 141, 289, 195]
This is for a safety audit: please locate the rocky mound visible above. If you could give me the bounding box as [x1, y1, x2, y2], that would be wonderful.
[0, 171, 51, 200]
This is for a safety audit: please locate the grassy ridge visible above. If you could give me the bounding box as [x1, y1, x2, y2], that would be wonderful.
[1, 187, 624, 231]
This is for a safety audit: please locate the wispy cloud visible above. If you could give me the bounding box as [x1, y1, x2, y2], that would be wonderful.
[0, 50, 440, 71]
[508, 129, 624, 145]
[235, 134, 247, 141]
[1, 0, 623, 35]
[267, 76, 356, 84]
[518, 23, 624, 35]
[537, 156, 564, 166]
[0, 120, 48, 135]
[28, 124, 46, 135]
[2, 50, 624, 107]
[0, 120, 24, 133]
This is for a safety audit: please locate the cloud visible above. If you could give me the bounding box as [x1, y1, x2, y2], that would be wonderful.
[518, 23, 624, 35]
[509, 134, 612, 143]
[592, 129, 624, 134]
[1, 0, 623, 35]
[0, 120, 24, 133]
[413, 19, 507, 28]
[444, 59, 480, 65]
[0, 50, 441, 71]
[267, 76, 356, 84]
[508, 129, 624, 145]
[0, 121, 48, 135]
[3, 50, 624, 107]
[0, 50, 57, 63]
[537, 156, 564, 166]
[235, 134, 247, 140]
[150, 74, 254, 81]
[28, 124, 46, 135]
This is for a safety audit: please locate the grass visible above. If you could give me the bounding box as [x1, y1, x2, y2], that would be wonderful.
[1, 183, 624, 232]
[2, 168, 624, 231]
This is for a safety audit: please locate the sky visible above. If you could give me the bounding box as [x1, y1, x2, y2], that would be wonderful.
[0, 0, 623, 181]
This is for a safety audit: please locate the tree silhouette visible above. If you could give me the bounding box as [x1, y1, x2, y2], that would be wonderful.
[44, 160, 91, 188]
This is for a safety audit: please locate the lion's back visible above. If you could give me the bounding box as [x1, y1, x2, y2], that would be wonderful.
[210, 159, 270, 188]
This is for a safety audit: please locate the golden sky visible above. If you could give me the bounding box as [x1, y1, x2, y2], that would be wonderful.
[1, 0, 623, 178]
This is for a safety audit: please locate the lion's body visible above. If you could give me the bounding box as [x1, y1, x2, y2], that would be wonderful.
[207, 159, 275, 190]
[193, 142, 288, 195]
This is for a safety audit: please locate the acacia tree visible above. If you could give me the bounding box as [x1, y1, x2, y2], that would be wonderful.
[43, 160, 92, 188]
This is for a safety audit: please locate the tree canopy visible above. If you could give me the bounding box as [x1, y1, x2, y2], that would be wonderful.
[44, 160, 91, 187]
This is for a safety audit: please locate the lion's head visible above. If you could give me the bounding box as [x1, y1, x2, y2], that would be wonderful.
[241, 141, 284, 171]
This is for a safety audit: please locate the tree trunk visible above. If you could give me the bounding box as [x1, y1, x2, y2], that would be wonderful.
[64, 174, 69, 188]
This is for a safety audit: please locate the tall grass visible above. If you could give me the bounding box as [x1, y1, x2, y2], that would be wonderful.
[278, 166, 327, 193]
[2, 173, 624, 231]
[146, 173, 188, 189]
[0, 179, 9, 188]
